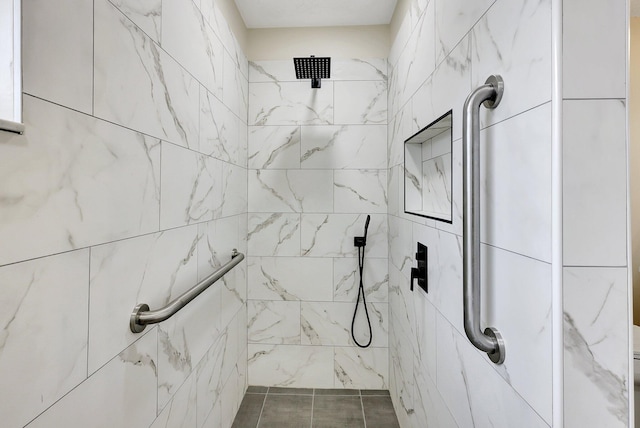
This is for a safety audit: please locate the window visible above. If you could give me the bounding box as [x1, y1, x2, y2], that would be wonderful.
[0, 0, 23, 134]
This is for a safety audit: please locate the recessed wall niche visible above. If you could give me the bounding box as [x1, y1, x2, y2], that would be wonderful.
[404, 110, 453, 223]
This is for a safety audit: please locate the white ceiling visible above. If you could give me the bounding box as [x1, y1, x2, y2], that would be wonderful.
[233, 0, 399, 29]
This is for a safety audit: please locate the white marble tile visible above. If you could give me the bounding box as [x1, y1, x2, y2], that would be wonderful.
[89, 226, 200, 374]
[334, 347, 388, 389]
[248, 300, 301, 344]
[334, 170, 387, 213]
[412, 357, 459, 428]
[331, 58, 388, 81]
[151, 371, 197, 428]
[220, 362, 242, 428]
[219, 161, 247, 218]
[0, 250, 89, 428]
[414, 293, 437, 383]
[301, 214, 388, 258]
[481, 245, 553, 423]
[399, 2, 436, 105]
[247, 256, 333, 301]
[248, 344, 334, 388]
[26, 331, 158, 428]
[334, 81, 387, 125]
[199, 0, 236, 57]
[22, 0, 93, 114]
[300, 125, 387, 170]
[195, 330, 227, 426]
[404, 142, 424, 214]
[162, 0, 224, 98]
[564, 267, 629, 428]
[300, 302, 388, 348]
[563, 0, 626, 99]
[0, 96, 161, 266]
[94, 0, 199, 149]
[563, 100, 627, 266]
[248, 169, 333, 213]
[389, 7, 413, 67]
[200, 89, 240, 163]
[388, 165, 402, 218]
[197, 217, 244, 329]
[472, 0, 552, 128]
[388, 215, 414, 279]
[160, 142, 221, 229]
[333, 257, 388, 303]
[248, 126, 301, 169]
[249, 60, 297, 83]
[389, 103, 414, 168]
[224, 51, 249, 120]
[301, 126, 379, 170]
[480, 103, 552, 262]
[249, 81, 334, 126]
[247, 213, 301, 256]
[111, 0, 162, 42]
[389, 315, 415, 420]
[413, 32, 470, 144]
[435, 0, 494, 63]
[413, 224, 464, 334]
[421, 154, 452, 220]
[201, 398, 222, 428]
[436, 319, 550, 428]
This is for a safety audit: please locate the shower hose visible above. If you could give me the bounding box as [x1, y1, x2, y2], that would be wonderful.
[351, 216, 372, 348]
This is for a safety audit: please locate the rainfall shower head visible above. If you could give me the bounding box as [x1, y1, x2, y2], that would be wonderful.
[293, 55, 331, 88]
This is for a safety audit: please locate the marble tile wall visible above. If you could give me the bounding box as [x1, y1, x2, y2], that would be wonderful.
[1, 0, 248, 427]
[388, 0, 556, 427]
[247, 58, 390, 389]
[562, 0, 630, 426]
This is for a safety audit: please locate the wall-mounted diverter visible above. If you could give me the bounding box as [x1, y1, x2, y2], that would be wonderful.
[411, 242, 428, 293]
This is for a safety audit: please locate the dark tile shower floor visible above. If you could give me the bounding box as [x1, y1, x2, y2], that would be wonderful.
[232, 386, 401, 428]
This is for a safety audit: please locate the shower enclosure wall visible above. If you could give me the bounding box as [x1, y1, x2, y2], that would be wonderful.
[0, 0, 631, 427]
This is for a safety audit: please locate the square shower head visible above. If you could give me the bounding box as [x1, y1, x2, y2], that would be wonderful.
[293, 56, 331, 88]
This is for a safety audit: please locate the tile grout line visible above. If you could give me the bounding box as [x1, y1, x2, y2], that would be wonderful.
[254, 389, 268, 428]
[310, 389, 315, 428]
[360, 390, 368, 428]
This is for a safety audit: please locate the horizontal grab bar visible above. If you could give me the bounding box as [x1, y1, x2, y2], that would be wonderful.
[130, 249, 245, 333]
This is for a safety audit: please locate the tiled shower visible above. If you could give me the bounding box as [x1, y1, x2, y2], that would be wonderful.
[0, 0, 632, 428]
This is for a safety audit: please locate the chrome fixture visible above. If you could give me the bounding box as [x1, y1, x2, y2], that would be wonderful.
[462, 75, 505, 364]
[130, 249, 244, 333]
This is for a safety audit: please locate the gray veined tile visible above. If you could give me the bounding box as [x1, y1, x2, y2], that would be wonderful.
[162, 0, 224, 98]
[472, 0, 552, 128]
[334, 170, 388, 214]
[110, 0, 161, 42]
[94, 0, 199, 149]
[248, 300, 301, 345]
[89, 226, 201, 374]
[247, 213, 301, 257]
[334, 81, 387, 125]
[0, 251, 90, 428]
[334, 257, 389, 303]
[248, 257, 333, 301]
[160, 143, 221, 230]
[300, 125, 387, 170]
[248, 170, 333, 213]
[200, 88, 241, 163]
[22, 0, 93, 114]
[248, 344, 334, 388]
[0, 95, 161, 266]
[248, 126, 301, 169]
[26, 332, 158, 428]
[249, 81, 334, 126]
[334, 347, 389, 390]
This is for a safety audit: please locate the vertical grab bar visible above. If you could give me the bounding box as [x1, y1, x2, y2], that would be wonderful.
[462, 75, 505, 365]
